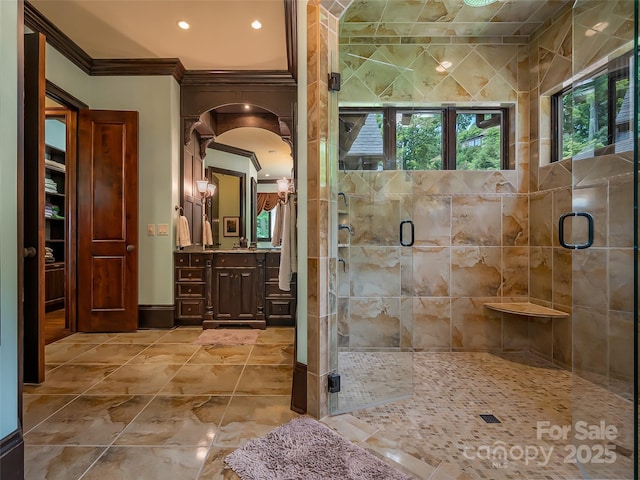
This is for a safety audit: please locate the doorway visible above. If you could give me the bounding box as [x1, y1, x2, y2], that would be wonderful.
[43, 101, 76, 344]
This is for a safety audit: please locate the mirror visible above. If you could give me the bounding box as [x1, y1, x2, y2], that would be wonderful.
[205, 166, 245, 249]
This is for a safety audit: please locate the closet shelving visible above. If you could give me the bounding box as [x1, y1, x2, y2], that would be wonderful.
[44, 141, 66, 311]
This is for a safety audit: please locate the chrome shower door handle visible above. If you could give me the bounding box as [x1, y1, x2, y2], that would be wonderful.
[558, 212, 594, 249]
[399, 220, 414, 247]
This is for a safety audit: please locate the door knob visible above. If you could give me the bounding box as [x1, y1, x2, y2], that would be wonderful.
[23, 247, 37, 258]
[126, 244, 135, 252]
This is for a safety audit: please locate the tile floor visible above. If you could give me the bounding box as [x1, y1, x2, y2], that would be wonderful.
[23, 328, 634, 480]
[23, 327, 298, 479]
[341, 352, 635, 480]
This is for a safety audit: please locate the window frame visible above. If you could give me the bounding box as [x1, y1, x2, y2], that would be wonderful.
[551, 51, 632, 162]
[339, 106, 510, 171]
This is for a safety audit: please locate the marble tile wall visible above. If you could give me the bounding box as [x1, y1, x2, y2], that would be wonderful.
[529, 1, 635, 400]
[308, 1, 341, 419]
[337, 170, 530, 353]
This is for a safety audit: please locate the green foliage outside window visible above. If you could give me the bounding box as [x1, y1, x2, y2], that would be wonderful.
[456, 113, 502, 170]
[256, 210, 271, 240]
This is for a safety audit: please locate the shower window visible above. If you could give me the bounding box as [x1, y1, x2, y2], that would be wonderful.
[339, 106, 509, 171]
[552, 50, 632, 162]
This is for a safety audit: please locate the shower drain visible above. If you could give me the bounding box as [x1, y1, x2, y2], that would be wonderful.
[479, 414, 501, 424]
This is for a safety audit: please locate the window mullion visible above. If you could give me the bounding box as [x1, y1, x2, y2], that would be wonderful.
[444, 107, 456, 170]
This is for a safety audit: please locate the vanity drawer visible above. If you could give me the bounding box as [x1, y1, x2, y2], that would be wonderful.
[214, 253, 257, 268]
[175, 253, 190, 266]
[190, 254, 209, 266]
[177, 283, 205, 298]
[176, 268, 204, 282]
[265, 283, 295, 297]
[177, 299, 204, 317]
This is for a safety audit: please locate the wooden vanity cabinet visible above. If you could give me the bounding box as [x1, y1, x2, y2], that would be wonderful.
[174, 251, 213, 325]
[175, 250, 295, 329]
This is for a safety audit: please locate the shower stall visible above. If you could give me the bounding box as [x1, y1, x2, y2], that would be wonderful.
[328, 1, 638, 478]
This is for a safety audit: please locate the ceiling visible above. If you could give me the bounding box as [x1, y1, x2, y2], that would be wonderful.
[340, 0, 571, 39]
[29, 0, 289, 70]
[30, 0, 292, 180]
[31, 0, 571, 180]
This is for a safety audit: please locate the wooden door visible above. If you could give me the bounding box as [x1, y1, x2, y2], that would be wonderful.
[23, 32, 46, 383]
[77, 110, 138, 332]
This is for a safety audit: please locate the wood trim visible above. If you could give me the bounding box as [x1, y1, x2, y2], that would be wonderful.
[24, 1, 92, 74]
[284, 0, 298, 81]
[138, 305, 176, 329]
[91, 58, 186, 83]
[46, 80, 88, 109]
[209, 143, 262, 172]
[181, 70, 297, 86]
[291, 361, 307, 414]
[0, 430, 24, 480]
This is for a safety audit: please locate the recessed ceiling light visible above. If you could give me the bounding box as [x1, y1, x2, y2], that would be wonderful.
[265, 173, 270, 177]
[177, 20, 190, 30]
[463, 0, 498, 6]
[244, 104, 250, 110]
[251, 20, 262, 30]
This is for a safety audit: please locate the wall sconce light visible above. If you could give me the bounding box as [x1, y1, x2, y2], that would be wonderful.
[196, 179, 216, 203]
[196, 179, 216, 249]
[277, 177, 294, 203]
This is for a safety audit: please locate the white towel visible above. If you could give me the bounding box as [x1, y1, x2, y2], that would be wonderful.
[203, 219, 213, 246]
[279, 197, 297, 291]
[176, 215, 191, 248]
[271, 202, 284, 247]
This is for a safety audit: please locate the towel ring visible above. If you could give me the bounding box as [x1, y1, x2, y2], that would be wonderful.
[175, 205, 184, 215]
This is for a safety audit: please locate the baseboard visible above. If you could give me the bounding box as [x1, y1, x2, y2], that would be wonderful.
[291, 361, 307, 414]
[0, 429, 24, 480]
[138, 304, 175, 329]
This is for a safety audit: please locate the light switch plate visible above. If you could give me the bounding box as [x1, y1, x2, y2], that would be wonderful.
[147, 224, 155, 236]
[157, 224, 169, 236]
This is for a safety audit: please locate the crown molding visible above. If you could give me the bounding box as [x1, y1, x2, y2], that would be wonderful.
[181, 70, 297, 86]
[25, 1, 92, 74]
[91, 59, 186, 82]
[209, 142, 262, 173]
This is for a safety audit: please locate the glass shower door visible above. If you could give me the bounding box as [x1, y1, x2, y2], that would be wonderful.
[564, 2, 638, 478]
[330, 167, 414, 414]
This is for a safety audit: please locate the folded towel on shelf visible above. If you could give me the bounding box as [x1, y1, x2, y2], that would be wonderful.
[45, 159, 66, 172]
[176, 215, 192, 248]
[203, 219, 213, 246]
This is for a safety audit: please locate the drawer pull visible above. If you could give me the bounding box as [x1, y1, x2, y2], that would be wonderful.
[187, 272, 192, 277]
[187, 288, 192, 293]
